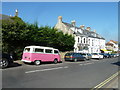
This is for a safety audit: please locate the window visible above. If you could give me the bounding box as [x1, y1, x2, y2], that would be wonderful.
[35, 48, 44, 53]
[24, 48, 30, 52]
[54, 50, 59, 54]
[84, 38, 86, 44]
[86, 38, 88, 44]
[78, 37, 79, 42]
[92, 40, 94, 46]
[81, 38, 82, 43]
[45, 49, 53, 53]
[89, 39, 90, 44]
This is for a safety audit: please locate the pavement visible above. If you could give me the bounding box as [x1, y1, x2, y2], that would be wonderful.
[105, 75, 119, 89]
[14, 60, 24, 64]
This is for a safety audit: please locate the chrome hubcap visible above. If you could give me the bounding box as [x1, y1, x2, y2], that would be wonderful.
[0, 60, 8, 67]
[36, 61, 40, 65]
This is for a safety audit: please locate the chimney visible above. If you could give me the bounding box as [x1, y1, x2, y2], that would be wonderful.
[86, 27, 91, 31]
[93, 29, 96, 33]
[58, 16, 62, 23]
[80, 25, 85, 30]
[71, 20, 76, 26]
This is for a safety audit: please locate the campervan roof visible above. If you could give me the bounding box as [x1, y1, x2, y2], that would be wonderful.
[25, 46, 57, 50]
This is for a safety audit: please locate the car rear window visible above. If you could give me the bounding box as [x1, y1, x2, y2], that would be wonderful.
[65, 53, 76, 56]
[65, 53, 72, 56]
[81, 53, 86, 55]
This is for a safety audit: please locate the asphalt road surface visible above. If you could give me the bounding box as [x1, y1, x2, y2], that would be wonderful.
[2, 57, 119, 88]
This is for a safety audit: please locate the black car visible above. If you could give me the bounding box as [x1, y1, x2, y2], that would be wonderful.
[0, 53, 14, 69]
[64, 52, 86, 62]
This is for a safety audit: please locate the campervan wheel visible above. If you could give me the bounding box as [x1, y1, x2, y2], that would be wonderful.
[34, 60, 41, 65]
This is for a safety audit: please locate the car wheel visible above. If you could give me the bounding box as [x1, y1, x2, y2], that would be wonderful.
[83, 57, 87, 61]
[54, 59, 58, 64]
[34, 60, 41, 65]
[74, 59, 77, 62]
[0, 58, 9, 69]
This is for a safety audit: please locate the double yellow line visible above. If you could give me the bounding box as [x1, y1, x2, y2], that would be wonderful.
[91, 71, 120, 90]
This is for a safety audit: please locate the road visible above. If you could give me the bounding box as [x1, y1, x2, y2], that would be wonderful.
[2, 57, 119, 89]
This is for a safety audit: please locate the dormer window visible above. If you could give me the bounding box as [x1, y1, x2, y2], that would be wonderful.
[78, 29, 83, 34]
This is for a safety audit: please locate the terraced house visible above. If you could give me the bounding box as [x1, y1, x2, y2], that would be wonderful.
[55, 16, 106, 53]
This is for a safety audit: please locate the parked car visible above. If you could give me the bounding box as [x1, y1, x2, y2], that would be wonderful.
[91, 53, 103, 60]
[80, 53, 92, 60]
[99, 53, 108, 58]
[110, 54, 116, 58]
[64, 52, 87, 62]
[111, 54, 117, 57]
[116, 53, 119, 57]
[106, 53, 112, 58]
[0, 53, 13, 69]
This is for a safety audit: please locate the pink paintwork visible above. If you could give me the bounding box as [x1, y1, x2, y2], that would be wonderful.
[21, 46, 61, 63]
[22, 52, 61, 62]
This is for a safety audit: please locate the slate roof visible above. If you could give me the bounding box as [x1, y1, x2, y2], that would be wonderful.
[62, 21, 105, 40]
[62, 22, 73, 27]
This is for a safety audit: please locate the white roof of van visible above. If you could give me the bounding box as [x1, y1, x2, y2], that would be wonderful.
[25, 46, 58, 50]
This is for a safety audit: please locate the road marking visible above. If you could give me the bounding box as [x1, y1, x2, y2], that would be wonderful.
[64, 66, 68, 68]
[25, 63, 63, 67]
[84, 62, 94, 65]
[25, 66, 68, 74]
[79, 62, 94, 66]
[79, 64, 83, 66]
[91, 71, 120, 90]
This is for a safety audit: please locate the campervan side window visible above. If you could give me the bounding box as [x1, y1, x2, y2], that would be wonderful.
[35, 48, 44, 53]
[54, 50, 59, 54]
[45, 49, 53, 54]
[24, 48, 30, 52]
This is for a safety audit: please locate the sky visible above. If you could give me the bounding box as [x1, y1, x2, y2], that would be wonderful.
[2, 2, 118, 42]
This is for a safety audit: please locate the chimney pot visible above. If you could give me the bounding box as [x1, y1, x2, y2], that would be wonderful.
[93, 29, 96, 32]
[80, 25, 85, 30]
[86, 27, 91, 31]
[71, 20, 76, 26]
[58, 16, 62, 23]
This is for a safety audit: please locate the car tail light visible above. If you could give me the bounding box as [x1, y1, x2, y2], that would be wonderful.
[70, 56, 74, 58]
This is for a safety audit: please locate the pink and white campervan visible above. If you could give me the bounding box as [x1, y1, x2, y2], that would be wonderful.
[21, 46, 62, 65]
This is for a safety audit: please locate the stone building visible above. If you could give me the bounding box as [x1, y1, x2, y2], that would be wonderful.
[54, 16, 106, 53]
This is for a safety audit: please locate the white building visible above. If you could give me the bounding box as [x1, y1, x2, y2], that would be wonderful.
[106, 40, 118, 52]
[55, 16, 106, 53]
